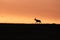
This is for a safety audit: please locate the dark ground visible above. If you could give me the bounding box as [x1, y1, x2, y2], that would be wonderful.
[0, 23, 59, 40]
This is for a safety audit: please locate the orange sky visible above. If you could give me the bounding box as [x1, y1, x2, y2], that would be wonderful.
[0, 0, 60, 24]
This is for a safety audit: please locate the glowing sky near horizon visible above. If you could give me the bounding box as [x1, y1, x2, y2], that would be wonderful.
[0, 0, 60, 23]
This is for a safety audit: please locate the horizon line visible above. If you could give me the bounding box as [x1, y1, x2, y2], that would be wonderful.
[0, 23, 58, 24]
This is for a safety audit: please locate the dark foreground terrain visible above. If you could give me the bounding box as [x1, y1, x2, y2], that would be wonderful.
[0, 23, 59, 40]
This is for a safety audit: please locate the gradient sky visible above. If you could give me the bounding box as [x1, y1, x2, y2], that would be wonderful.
[0, 0, 60, 23]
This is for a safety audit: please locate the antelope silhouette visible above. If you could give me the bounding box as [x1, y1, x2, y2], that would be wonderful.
[34, 18, 41, 23]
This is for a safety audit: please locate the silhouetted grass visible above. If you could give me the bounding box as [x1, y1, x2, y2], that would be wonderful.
[0, 23, 58, 40]
[0, 23, 58, 24]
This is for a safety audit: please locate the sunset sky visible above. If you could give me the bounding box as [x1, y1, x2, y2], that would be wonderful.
[0, 0, 60, 24]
